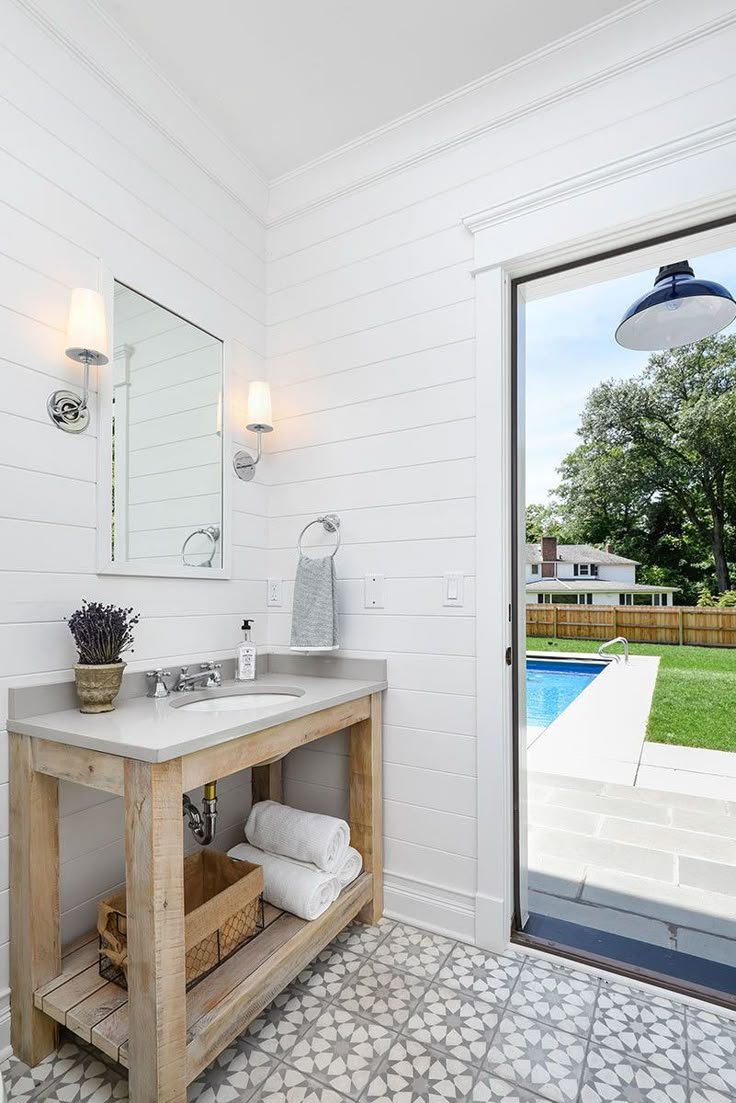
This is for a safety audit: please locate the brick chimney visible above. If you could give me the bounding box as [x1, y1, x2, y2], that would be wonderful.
[541, 535, 558, 578]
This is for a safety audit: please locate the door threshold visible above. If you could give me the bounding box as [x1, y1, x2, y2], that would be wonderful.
[515, 912, 736, 1012]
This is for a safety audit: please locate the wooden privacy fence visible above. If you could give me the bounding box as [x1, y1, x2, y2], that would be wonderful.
[526, 603, 736, 648]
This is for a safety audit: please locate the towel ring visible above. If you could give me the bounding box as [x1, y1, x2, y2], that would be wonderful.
[297, 514, 341, 559]
[182, 525, 220, 567]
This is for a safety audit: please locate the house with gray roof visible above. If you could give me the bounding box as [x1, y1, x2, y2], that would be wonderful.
[526, 536, 676, 606]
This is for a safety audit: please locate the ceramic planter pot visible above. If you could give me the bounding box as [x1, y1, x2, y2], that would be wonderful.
[73, 662, 126, 713]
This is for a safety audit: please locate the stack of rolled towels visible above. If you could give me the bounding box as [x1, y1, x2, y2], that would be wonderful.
[228, 800, 362, 922]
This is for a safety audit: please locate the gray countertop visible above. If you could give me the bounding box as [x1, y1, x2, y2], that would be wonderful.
[8, 654, 387, 764]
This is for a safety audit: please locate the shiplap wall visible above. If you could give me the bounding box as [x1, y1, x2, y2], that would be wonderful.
[265, 0, 736, 938]
[0, 0, 269, 1050]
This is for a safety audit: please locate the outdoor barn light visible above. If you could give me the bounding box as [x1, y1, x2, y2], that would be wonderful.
[48, 288, 109, 433]
[233, 380, 273, 481]
[615, 260, 736, 351]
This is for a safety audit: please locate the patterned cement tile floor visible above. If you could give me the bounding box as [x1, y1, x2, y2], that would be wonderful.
[4, 917, 736, 1103]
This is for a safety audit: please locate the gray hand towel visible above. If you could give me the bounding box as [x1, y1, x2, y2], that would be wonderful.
[290, 554, 339, 650]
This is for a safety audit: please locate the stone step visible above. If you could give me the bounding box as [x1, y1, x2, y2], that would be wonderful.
[582, 867, 736, 935]
[528, 827, 675, 883]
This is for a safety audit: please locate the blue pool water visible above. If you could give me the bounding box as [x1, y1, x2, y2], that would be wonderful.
[526, 658, 606, 729]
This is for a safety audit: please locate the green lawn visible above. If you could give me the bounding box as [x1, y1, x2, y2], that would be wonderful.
[527, 636, 736, 754]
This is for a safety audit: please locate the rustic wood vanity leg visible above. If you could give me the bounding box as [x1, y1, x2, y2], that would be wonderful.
[9, 732, 60, 1066]
[124, 759, 187, 1103]
[251, 759, 283, 804]
[349, 692, 383, 924]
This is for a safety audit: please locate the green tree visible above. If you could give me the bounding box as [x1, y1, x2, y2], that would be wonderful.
[556, 334, 736, 594]
[525, 502, 571, 543]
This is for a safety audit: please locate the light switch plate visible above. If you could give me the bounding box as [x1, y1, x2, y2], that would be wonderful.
[267, 578, 283, 607]
[443, 572, 464, 606]
[364, 574, 384, 608]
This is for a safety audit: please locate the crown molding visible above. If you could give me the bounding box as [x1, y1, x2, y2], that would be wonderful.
[270, 0, 659, 190]
[11, 0, 269, 228]
[268, 7, 736, 227]
[462, 117, 736, 237]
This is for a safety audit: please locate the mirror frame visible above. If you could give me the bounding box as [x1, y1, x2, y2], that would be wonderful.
[96, 272, 232, 579]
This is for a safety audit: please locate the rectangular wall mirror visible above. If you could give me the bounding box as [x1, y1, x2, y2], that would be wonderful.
[97, 280, 230, 578]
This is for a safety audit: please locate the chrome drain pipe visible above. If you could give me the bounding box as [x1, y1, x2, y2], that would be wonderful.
[182, 781, 217, 846]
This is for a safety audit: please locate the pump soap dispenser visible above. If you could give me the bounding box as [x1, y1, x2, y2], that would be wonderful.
[237, 619, 257, 681]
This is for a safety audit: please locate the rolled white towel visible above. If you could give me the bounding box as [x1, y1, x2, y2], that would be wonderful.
[228, 842, 340, 921]
[336, 846, 363, 889]
[245, 800, 350, 874]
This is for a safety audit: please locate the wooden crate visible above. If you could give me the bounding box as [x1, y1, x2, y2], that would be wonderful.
[98, 850, 264, 990]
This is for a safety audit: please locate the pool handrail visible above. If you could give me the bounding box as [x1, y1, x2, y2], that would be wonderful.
[598, 636, 629, 663]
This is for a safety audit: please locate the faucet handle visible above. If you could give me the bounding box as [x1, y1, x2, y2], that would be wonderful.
[146, 670, 171, 698]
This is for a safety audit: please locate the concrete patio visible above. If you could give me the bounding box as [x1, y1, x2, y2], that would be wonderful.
[527, 770, 736, 968]
[525, 650, 736, 970]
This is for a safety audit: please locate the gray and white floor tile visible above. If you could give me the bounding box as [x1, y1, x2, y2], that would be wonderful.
[580, 1045, 688, 1103]
[686, 1010, 736, 1098]
[330, 917, 395, 958]
[438, 945, 523, 1005]
[6, 918, 735, 1103]
[334, 957, 427, 1028]
[293, 946, 363, 1000]
[187, 1042, 274, 1103]
[509, 960, 599, 1038]
[31, 1044, 123, 1103]
[362, 1037, 476, 1103]
[374, 924, 454, 981]
[252, 1064, 348, 1103]
[289, 1006, 394, 1097]
[245, 988, 325, 1057]
[485, 1012, 587, 1103]
[1, 1043, 79, 1103]
[593, 988, 687, 1073]
[405, 983, 500, 1066]
[471, 1073, 550, 1103]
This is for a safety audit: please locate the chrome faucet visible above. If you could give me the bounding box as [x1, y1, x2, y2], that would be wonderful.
[175, 661, 223, 692]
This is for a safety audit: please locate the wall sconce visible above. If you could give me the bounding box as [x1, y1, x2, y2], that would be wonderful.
[233, 381, 273, 481]
[48, 288, 109, 433]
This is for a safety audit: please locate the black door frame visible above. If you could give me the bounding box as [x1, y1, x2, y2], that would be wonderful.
[509, 213, 736, 1010]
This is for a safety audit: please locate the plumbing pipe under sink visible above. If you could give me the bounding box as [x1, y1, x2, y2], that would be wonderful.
[183, 780, 217, 845]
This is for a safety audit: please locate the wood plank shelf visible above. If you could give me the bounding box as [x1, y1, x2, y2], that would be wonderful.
[34, 874, 373, 1079]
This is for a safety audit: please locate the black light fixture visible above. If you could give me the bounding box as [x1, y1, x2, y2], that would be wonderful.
[615, 260, 736, 351]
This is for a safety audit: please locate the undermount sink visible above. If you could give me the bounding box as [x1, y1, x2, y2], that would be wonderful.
[171, 686, 304, 713]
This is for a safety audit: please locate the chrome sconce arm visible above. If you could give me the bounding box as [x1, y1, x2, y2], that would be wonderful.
[233, 423, 272, 482]
[48, 288, 109, 434]
[233, 381, 274, 482]
[47, 348, 106, 434]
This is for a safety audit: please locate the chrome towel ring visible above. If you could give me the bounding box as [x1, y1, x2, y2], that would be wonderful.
[182, 524, 220, 567]
[297, 513, 341, 558]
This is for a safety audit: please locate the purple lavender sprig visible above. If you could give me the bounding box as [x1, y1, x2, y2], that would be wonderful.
[67, 601, 140, 665]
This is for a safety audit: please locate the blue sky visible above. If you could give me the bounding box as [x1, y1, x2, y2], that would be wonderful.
[524, 245, 736, 505]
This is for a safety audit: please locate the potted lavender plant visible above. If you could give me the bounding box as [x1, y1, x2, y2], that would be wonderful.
[67, 601, 140, 713]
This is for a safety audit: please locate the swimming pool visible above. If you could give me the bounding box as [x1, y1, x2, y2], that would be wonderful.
[526, 657, 606, 729]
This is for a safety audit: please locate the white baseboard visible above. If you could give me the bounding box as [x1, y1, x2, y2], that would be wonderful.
[474, 891, 512, 954]
[383, 873, 475, 943]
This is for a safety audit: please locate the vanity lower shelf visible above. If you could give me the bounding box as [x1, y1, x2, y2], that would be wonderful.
[34, 873, 372, 1083]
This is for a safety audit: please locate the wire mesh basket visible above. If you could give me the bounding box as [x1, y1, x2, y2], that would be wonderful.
[99, 851, 264, 991]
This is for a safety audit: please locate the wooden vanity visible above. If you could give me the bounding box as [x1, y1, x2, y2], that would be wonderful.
[9, 675, 383, 1103]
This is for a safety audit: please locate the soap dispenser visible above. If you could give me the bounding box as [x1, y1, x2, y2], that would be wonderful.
[237, 619, 257, 681]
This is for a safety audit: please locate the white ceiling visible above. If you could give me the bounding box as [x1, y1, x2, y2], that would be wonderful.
[95, 0, 623, 179]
